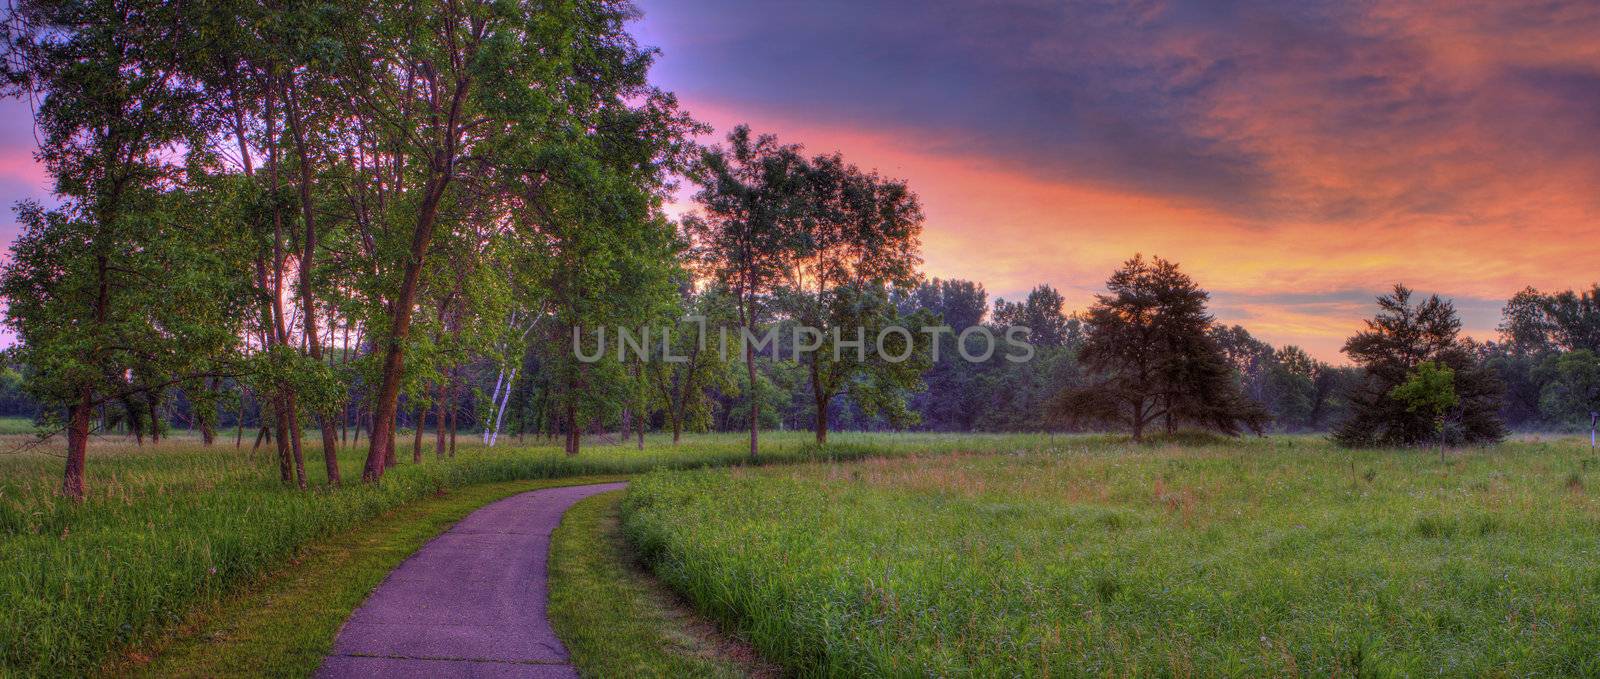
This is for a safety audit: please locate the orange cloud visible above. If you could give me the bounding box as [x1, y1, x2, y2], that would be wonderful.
[678, 92, 1592, 362]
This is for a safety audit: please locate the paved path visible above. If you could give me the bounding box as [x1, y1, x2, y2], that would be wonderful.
[316, 482, 628, 679]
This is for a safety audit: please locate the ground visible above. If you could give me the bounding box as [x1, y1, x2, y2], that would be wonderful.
[623, 434, 1600, 676]
[2, 431, 1596, 676]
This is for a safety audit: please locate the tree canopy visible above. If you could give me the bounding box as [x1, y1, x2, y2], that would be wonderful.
[1335, 285, 1505, 447]
[1053, 255, 1267, 441]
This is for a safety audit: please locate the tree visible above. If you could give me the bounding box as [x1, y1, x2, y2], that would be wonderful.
[1534, 350, 1600, 436]
[781, 151, 927, 443]
[1335, 284, 1505, 447]
[1054, 255, 1266, 440]
[325, 0, 681, 479]
[993, 285, 1071, 349]
[688, 125, 807, 459]
[1389, 361, 1459, 461]
[1, 0, 247, 499]
[1210, 324, 1275, 405]
[893, 278, 990, 430]
[648, 286, 740, 444]
[1499, 284, 1600, 355]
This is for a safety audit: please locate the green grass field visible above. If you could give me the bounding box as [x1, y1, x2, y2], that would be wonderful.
[8, 431, 1599, 676]
[106, 476, 626, 678]
[0, 429, 1057, 676]
[623, 436, 1600, 677]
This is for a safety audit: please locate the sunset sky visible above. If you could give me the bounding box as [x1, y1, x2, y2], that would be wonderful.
[633, 0, 1600, 361]
[0, 1, 1596, 361]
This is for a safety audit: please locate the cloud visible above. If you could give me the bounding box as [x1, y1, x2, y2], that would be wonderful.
[635, 0, 1600, 361]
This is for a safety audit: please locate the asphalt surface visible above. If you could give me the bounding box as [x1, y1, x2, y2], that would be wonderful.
[315, 482, 629, 678]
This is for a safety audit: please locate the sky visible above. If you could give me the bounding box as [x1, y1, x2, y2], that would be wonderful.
[630, 0, 1600, 361]
[0, 1, 1595, 361]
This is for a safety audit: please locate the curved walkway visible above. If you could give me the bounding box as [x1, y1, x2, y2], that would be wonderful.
[315, 482, 628, 679]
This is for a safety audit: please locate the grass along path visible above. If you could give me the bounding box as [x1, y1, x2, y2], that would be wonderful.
[104, 476, 625, 678]
[316, 481, 628, 676]
[5, 430, 1045, 675]
[549, 490, 777, 678]
[623, 437, 1600, 676]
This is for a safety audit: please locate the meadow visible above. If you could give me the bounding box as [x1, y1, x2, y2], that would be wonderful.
[623, 435, 1600, 677]
[0, 428, 1059, 676]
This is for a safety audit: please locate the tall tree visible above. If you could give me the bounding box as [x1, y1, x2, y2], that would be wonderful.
[332, 0, 676, 479]
[1335, 284, 1505, 447]
[1054, 255, 1267, 441]
[1534, 350, 1600, 430]
[648, 285, 739, 444]
[893, 278, 990, 431]
[688, 125, 807, 459]
[781, 152, 926, 443]
[1, 0, 243, 498]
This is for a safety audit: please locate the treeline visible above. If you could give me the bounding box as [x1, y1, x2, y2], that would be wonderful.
[3, 0, 1594, 503]
[1482, 286, 1600, 431]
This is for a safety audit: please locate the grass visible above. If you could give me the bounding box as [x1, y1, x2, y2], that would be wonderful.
[102, 476, 624, 678]
[549, 490, 773, 678]
[623, 435, 1600, 677]
[0, 429, 1055, 676]
[0, 417, 40, 436]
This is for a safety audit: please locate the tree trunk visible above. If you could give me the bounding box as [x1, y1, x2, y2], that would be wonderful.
[447, 394, 457, 458]
[489, 367, 515, 447]
[1164, 393, 1175, 436]
[565, 395, 579, 456]
[745, 319, 759, 461]
[811, 359, 828, 445]
[148, 393, 161, 444]
[288, 396, 307, 489]
[62, 388, 92, 501]
[199, 380, 217, 446]
[363, 169, 455, 482]
[285, 79, 340, 486]
[412, 404, 424, 463]
[815, 394, 829, 445]
[435, 381, 448, 459]
[273, 402, 293, 485]
[484, 368, 504, 445]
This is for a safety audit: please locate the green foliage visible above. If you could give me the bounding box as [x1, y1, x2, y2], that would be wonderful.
[1390, 361, 1459, 423]
[624, 437, 1600, 676]
[1534, 349, 1600, 426]
[247, 346, 345, 418]
[1498, 284, 1600, 355]
[1336, 285, 1505, 446]
[548, 493, 756, 678]
[1056, 255, 1268, 439]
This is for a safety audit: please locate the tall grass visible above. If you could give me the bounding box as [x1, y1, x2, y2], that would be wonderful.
[623, 436, 1600, 676]
[0, 430, 1042, 676]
